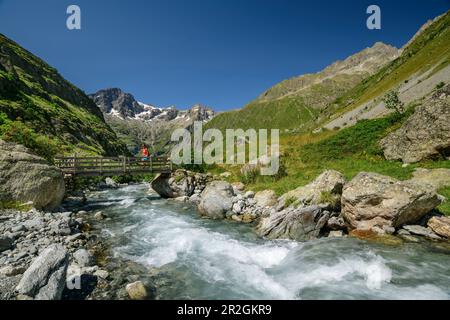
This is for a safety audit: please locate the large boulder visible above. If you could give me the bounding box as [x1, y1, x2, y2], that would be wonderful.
[380, 87, 450, 163]
[342, 172, 443, 231]
[257, 205, 330, 241]
[278, 170, 346, 210]
[0, 140, 65, 210]
[16, 244, 69, 300]
[198, 181, 235, 219]
[428, 216, 450, 239]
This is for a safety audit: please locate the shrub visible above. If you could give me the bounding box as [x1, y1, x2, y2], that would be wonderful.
[436, 81, 445, 90]
[382, 90, 405, 114]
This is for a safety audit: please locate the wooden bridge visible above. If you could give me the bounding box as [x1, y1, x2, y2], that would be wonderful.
[55, 156, 173, 177]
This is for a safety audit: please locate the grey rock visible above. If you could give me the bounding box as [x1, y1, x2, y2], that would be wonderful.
[342, 172, 442, 231]
[381, 86, 450, 163]
[257, 205, 330, 241]
[73, 249, 94, 267]
[198, 181, 235, 219]
[0, 140, 65, 210]
[94, 211, 106, 220]
[11, 224, 27, 233]
[93, 269, 109, 280]
[105, 178, 119, 188]
[23, 218, 45, 231]
[244, 191, 255, 199]
[151, 170, 198, 198]
[0, 236, 13, 252]
[402, 225, 442, 240]
[278, 170, 346, 210]
[327, 216, 346, 230]
[0, 265, 26, 277]
[16, 244, 69, 300]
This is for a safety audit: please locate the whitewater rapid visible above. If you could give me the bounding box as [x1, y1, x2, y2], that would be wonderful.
[81, 184, 450, 300]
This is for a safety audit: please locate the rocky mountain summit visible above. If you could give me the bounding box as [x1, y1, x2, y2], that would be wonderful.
[90, 88, 215, 153]
[90, 88, 214, 123]
[257, 42, 399, 103]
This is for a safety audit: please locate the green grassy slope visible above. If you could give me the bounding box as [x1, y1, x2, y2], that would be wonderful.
[206, 11, 450, 134]
[0, 34, 128, 160]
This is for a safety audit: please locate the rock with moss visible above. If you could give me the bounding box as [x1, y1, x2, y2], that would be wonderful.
[342, 172, 443, 231]
[0, 140, 65, 210]
[278, 170, 346, 211]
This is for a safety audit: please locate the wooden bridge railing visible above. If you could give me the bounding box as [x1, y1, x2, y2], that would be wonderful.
[54, 156, 173, 177]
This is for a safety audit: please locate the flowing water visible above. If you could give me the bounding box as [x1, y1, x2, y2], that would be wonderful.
[79, 184, 450, 300]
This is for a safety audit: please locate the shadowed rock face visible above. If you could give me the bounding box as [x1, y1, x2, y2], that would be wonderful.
[381, 85, 450, 163]
[0, 140, 65, 210]
[150, 170, 211, 199]
[342, 172, 442, 231]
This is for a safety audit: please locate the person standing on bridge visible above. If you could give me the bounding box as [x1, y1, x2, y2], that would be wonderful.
[140, 144, 150, 162]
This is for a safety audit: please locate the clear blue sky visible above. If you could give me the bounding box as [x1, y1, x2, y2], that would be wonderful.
[0, 0, 448, 110]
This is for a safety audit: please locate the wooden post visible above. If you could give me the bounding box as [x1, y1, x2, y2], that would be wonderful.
[150, 156, 153, 173]
[73, 153, 77, 175]
[100, 158, 103, 175]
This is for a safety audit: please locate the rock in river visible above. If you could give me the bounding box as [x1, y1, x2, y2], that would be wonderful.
[126, 281, 148, 300]
[198, 181, 235, 219]
[257, 205, 330, 241]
